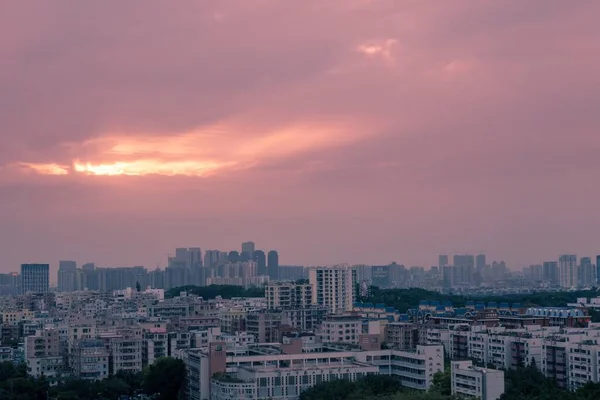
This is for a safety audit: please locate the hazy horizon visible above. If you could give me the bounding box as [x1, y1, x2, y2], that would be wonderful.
[1, 1, 599, 274]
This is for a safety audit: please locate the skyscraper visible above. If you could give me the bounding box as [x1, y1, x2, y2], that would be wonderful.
[203, 250, 221, 268]
[579, 257, 594, 287]
[21, 264, 49, 294]
[172, 247, 202, 269]
[476, 254, 486, 270]
[597, 256, 600, 285]
[543, 261, 559, 285]
[228, 251, 240, 263]
[241, 242, 255, 261]
[559, 255, 578, 288]
[453, 254, 475, 285]
[438, 255, 449, 268]
[267, 250, 279, 280]
[253, 250, 267, 276]
[57, 260, 77, 292]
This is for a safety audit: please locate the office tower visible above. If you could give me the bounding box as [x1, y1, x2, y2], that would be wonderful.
[438, 255, 449, 268]
[21, 264, 50, 294]
[267, 250, 279, 280]
[559, 255, 578, 288]
[543, 262, 559, 285]
[57, 260, 77, 292]
[253, 250, 267, 275]
[579, 257, 594, 287]
[597, 256, 600, 285]
[309, 265, 357, 314]
[227, 251, 240, 263]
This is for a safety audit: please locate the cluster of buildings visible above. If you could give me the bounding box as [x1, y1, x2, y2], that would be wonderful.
[437, 254, 600, 290]
[0, 265, 445, 399]
[1, 250, 600, 400]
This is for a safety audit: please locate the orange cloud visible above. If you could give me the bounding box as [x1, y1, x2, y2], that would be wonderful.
[18, 119, 374, 177]
[18, 163, 70, 175]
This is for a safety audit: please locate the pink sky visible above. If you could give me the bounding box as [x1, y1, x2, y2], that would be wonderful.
[1, 0, 599, 273]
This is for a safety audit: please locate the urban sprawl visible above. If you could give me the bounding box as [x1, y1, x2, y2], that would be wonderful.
[2, 243, 600, 400]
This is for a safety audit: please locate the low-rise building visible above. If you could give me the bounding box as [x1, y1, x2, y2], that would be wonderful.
[451, 360, 505, 400]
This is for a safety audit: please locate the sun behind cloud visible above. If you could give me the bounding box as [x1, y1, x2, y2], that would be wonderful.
[17, 119, 375, 178]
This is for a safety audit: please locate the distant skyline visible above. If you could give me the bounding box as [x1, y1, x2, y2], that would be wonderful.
[1, 1, 599, 273]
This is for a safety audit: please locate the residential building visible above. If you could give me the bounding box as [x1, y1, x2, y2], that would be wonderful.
[318, 315, 362, 344]
[309, 265, 357, 314]
[266, 282, 312, 310]
[559, 255, 578, 288]
[451, 360, 505, 400]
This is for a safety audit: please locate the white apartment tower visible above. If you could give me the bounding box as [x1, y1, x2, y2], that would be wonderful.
[309, 265, 357, 314]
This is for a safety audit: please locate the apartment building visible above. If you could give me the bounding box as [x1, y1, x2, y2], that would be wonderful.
[71, 339, 109, 380]
[542, 337, 600, 390]
[318, 315, 362, 344]
[143, 331, 169, 366]
[309, 265, 357, 314]
[266, 282, 312, 309]
[385, 323, 419, 351]
[100, 327, 143, 374]
[451, 360, 505, 400]
[246, 311, 282, 343]
[24, 328, 62, 379]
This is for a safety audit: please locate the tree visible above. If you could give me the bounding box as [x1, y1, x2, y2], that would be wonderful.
[430, 370, 451, 397]
[143, 357, 186, 400]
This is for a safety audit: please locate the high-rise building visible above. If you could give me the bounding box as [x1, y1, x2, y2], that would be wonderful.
[309, 265, 357, 314]
[597, 256, 600, 285]
[579, 257, 594, 288]
[21, 264, 50, 294]
[57, 260, 77, 292]
[543, 261, 559, 285]
[241, 242, 255, 261]
[189, 247, 202, 268]
[227, 251, 240, 263]
[476, 254, 486, 270]
[204, 250, 223, 268]
[0, 272, 19, 295]
[267, 250, 279, 280]
[559, 255, 578, 288]
[171, 248, 202, 269]
[438, 255, 449, 268]
[253, 250, 267, 276]
[453, 254, 475, 285]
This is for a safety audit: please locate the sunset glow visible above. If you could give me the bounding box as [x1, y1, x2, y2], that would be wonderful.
[19, 163, 70, 175]
[72, 159, 228, 177]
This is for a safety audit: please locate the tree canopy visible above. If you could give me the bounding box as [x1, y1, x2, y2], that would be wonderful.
[164, 284, 264, 299]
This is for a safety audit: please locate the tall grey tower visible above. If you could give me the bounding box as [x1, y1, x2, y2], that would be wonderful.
[21, 264, 50, 294]
[241, 242, 255, 261]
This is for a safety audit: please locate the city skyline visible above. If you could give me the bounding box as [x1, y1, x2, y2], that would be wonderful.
[2, 1, 600, 272]
[7, 249, 600, 286]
